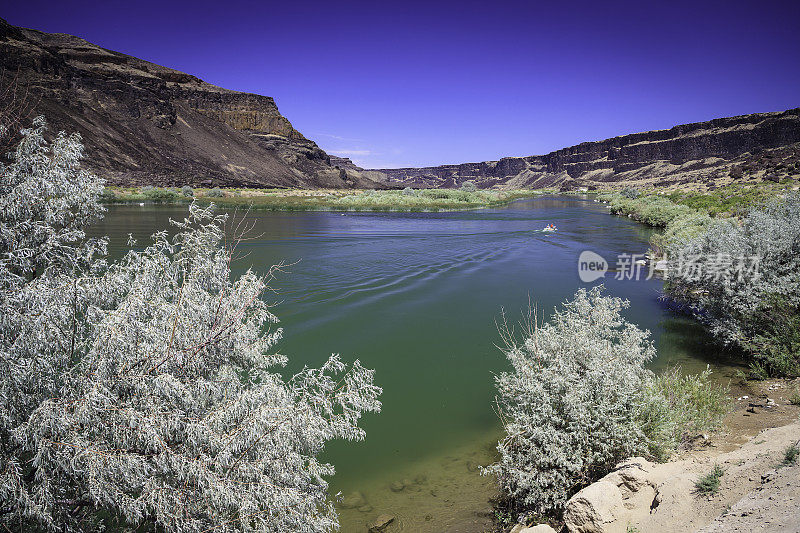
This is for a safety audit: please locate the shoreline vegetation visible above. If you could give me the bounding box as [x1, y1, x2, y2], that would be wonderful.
[4, 116, 799, 533]
[597, 180, 800, 379]
[487, 287, 731, 530]
[487, 180, 800, 531]
[596, 180, 799, 255]
[101, 185, 547, 212]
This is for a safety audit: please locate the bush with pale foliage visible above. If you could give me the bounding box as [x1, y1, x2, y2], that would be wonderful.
[0, 118, 381, 532]
[486, 287, 727, 518]
[665, 194, 800, 376]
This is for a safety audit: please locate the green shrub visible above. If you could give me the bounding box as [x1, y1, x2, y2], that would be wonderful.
[782, 444, 799, 466]
[461, 180, 478, 192]
[694, 465, 724, 495]
[650, 212, 724, 256]
[206, 187, 224, 198]
[142, 187, 179, 202]
[100, 188, 117, 201]
[621, 187, 641, 199]
[402, 187, 417, 197]
[181, 185, 194, 197]
[641, 366, 730, 461]
[604, 194, 694, 227]
[789, 391, 800, 406]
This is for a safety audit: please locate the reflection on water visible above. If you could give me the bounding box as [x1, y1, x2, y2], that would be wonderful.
[91, 197, 743, 532]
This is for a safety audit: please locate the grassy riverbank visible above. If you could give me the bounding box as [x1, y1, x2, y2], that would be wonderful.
[599, 181, 800, 378]
[597, 180, 799, 254]
[102, 186, 545, 211]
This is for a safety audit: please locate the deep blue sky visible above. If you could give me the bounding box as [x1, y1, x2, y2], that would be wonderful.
[4, 1, 799, 168]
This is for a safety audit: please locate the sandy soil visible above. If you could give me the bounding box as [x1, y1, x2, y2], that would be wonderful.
[563, 377, 800, 533]
[341, 377, 800, 533]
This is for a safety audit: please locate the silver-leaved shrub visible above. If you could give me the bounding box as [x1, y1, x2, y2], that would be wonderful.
[665, 194, 800, 376]
[1, 119, 381, 532]
[486, 287, 656, 516]
[486, 286, 729, 518]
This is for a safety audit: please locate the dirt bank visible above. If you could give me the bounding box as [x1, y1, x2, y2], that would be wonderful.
[559, 378, 800, 533]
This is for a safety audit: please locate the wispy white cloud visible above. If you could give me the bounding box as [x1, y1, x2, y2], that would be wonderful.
[329, 149, 372, 156]
[314, 133, 365, 142]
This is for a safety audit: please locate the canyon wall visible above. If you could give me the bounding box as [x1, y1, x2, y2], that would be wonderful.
[375, 108, 800, 190]
[0, 18, 383, 189]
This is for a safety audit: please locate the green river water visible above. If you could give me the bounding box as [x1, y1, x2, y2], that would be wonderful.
[91, 196, 744, 532]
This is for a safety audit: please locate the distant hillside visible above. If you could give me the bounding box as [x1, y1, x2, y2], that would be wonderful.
[373, 108, 800, 191]
[0, 18, 386, 189]
[2, 18, 797, 192]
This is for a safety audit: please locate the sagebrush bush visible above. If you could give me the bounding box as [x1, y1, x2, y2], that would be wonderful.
[181, 185, 194, 197]
[0, 119, 381, 532]
[666, 194, 800, 376]
[206, 186, 224, 197]
[486, 287, 657, 516]
[460, 180, 478, 192]
[487, 288, 730, 517]
[402, 186, 417, 196]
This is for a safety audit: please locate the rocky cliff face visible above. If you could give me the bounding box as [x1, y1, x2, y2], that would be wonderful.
[0, 18, 384, 189]
[375, 109, 800, 191]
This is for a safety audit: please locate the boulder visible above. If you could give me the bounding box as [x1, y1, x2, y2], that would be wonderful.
[525, 526, 558, 533]
[564, 480, 626, 533]
[368, 514, 395, 532]
[340, 491, 367, 509]
[564, 458, 658, 533]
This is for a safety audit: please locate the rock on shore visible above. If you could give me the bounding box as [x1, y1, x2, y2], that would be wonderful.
[562, 422, 800, 533]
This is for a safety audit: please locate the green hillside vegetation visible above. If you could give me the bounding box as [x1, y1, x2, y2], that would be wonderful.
[103, 186, 543, 211]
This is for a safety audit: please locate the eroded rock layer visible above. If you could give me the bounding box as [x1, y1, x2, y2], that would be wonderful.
[374, 109, 800, 191]
[0, 18, 384, 189]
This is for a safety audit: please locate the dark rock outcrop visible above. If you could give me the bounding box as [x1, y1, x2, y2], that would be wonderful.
[2, 18, 796, 191]
[0, 18, 384, 189]
[375, 109, 800, 190]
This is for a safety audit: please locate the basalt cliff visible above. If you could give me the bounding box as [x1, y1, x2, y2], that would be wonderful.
[2, 19, 798, 192]
[0, 18, 385, 189]
[374, 108, 800, 191]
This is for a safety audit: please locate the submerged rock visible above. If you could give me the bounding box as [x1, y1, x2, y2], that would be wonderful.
[368, 514, 395, 532]
[340, 491, 367, 509]
[389, 481, 404, 492]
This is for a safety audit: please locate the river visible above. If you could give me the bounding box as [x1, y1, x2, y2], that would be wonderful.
[91, 196, 743, 532]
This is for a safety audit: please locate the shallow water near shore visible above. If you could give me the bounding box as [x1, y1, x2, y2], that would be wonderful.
[91, 196, 745, 532]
